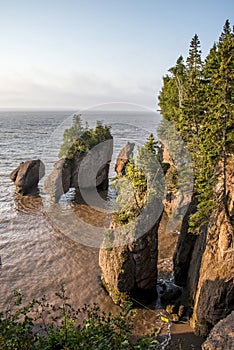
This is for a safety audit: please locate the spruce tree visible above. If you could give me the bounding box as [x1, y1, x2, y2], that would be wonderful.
[181, 34, 204, 142]
[203, 20, 234, 212]
[158, 20, 234, 232]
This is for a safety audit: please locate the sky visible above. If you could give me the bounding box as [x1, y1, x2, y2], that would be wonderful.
[0, 0, 233, 110]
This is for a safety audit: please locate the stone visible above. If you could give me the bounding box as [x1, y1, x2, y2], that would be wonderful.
[43, 159, 72, 202]
[44, 139, 113, 201]
[73, 139, 113, 190]
[202, 311, 234, 350]
[9, 159, 45, 195]
[99, 211, 162, 305]
[173, 195, 198, 287]
[190, 206, 234, 336]
[160, 283, 182, 304]
[173, 160, 234, 337]
[115, 142, 135, 175]
[166, 304, 179, 315]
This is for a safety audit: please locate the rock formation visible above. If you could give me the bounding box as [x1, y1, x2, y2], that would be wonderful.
[99, 141, 164, 305]
[173, 160, 234, 337]
[161, 144, 177, 216]
[43, 159, 72, 202]
[44, 139, 113, 202]
[173, 195, 198, 287]
[115, 142, 135, 175]
[9, 159, 45, 195]
[190, 204, 234, 336]
[99, 212, 162, 305]
[202, 311, 234, 350]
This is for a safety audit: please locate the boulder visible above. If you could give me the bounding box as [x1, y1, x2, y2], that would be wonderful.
[115, 142, 135, 175]
[9, 159, 45, 195]
[160, 282, 182, 304]
[202, 311, 234, 350]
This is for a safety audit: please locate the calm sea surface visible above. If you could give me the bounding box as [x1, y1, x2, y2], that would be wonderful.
[0, 109, 174, 344]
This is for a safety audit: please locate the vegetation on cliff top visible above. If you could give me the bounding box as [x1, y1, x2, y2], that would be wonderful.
[113, 133, 164, 225]
[158, 19, 234, 232]
[59, 114, 112, 159]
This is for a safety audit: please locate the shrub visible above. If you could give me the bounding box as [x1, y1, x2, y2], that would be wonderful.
[58, 115, 112, 159]
[0, 288, 158, 349]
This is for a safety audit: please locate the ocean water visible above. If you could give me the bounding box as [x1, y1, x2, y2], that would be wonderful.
[0, 109, 174, 345]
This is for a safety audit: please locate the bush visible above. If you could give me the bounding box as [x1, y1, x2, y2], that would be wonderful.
[113, 134, 164, 225]
[0, 288, 158, 349]
[58, 115, 112, 159]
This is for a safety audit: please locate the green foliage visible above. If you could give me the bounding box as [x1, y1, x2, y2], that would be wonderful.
[158, 20, 234, 232]
[0, 288, 158, 349]
[113, 135, 164, 225]
[144, 133, 160, 155]
[59, 114, 112, 159]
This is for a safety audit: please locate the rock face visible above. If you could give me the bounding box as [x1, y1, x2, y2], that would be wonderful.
[9, 159, 45, 195]
[99, 212, 162, 305]
[44, 159, 72, 201]
[173, 195, 198, 286]
[115, 142, 135, 175]
[202, 311, 234, 350]
[173, 161, 234, 337]
[161, 144, 177, 216]
[44, 139, 113, 202]
[161, 144, 193, 236]
[190, 205, 234, 336]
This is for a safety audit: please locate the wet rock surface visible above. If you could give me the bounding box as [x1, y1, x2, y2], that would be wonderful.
[9, 159, 45, 195]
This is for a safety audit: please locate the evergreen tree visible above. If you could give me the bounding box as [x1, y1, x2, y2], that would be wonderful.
[144, 133, 159, 154]
[169, 55, 186, 108]
[59, 116, 112, 159]
[158, 74, 180, 122]
[181, 34, 204, 142]
[158, 56, 186, 122]
[158, 20, 234, 232]
[203, 20, 234, 211]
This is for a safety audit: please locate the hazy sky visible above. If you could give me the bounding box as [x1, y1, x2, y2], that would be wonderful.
[0, 0, 233, 110]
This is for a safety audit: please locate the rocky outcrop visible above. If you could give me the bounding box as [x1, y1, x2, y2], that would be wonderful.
[161, 144, 192, 230]
[44, 139, 113, 202]
[202, 311, 234, 350]
[173, 160, 234, 337]
[43, 159, 72, 202]
[115, 142, 135, 175]
[9, 159, 45, 195]
[99, 212, 162, 305]
[173, 195, 198, 286]
[190, 204, 234, 336]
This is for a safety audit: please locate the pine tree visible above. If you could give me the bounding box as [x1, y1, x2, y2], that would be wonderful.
[181, 34, 204, 142]
[169, 56, 186, 108]
[158, 74, 180, 121]
[203, 20, 234, 211]
[158, 20, 234, 232]
[144, 133, 159, 154]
